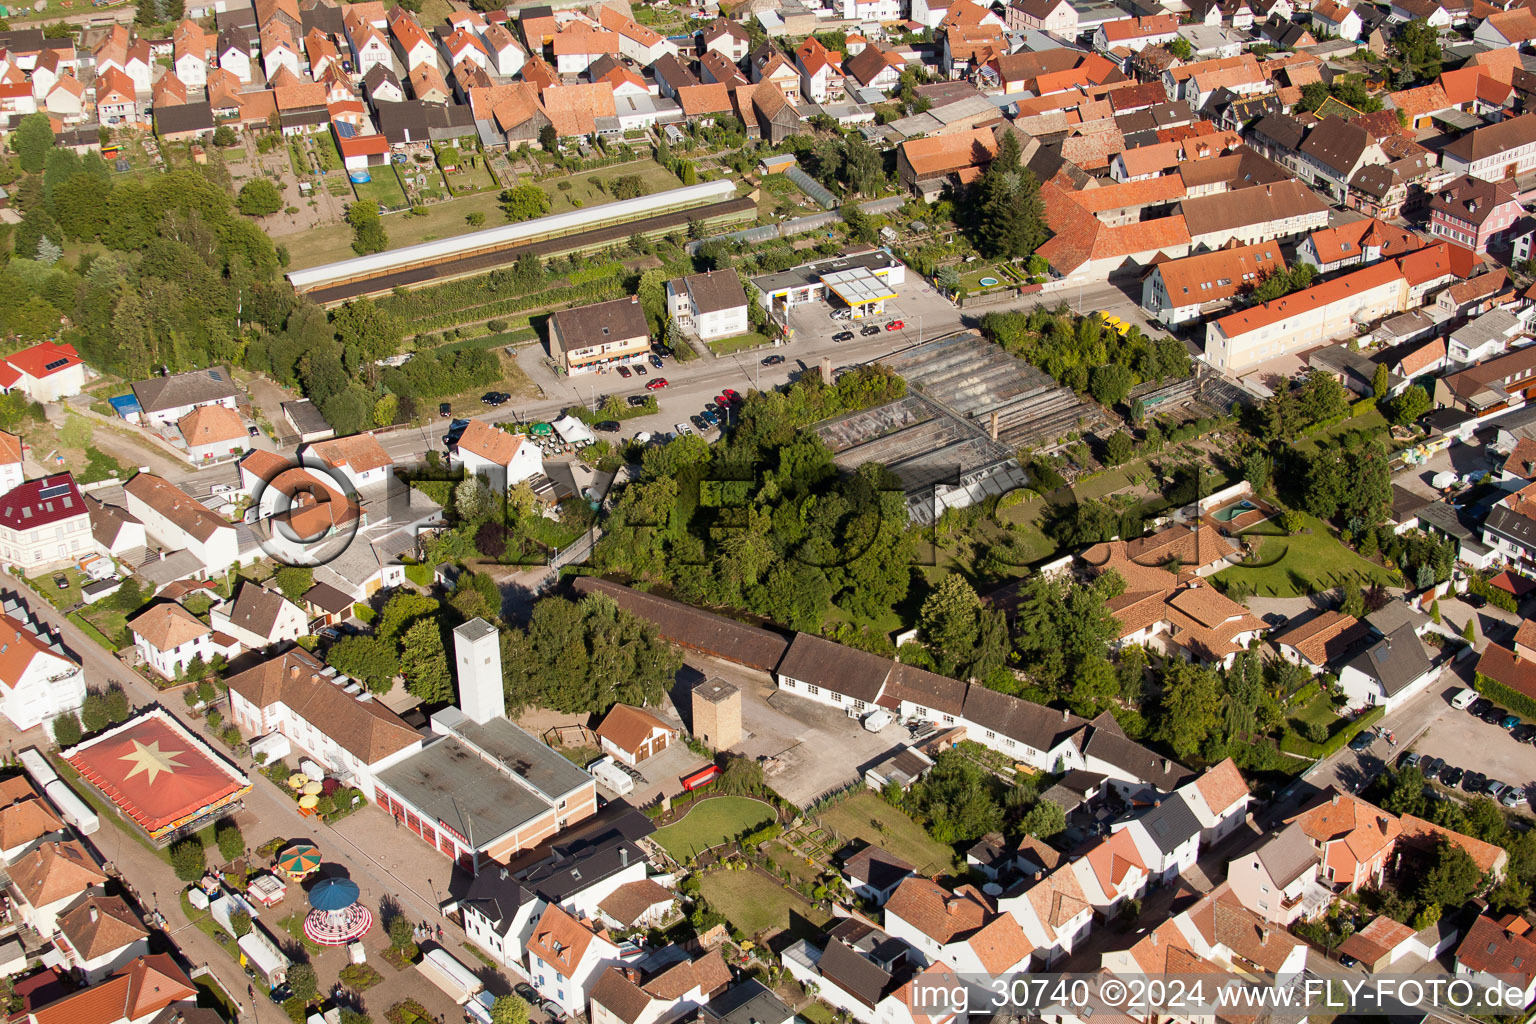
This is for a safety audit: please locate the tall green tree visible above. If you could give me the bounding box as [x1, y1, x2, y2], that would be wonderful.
[970, 132, 1045, 260]
[12, 113, 54, 174]
[346, 199, 387, 255]
[400, 620, 452, 704]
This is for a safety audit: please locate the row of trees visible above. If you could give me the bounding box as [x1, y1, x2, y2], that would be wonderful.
[981, 306, 1192, 404]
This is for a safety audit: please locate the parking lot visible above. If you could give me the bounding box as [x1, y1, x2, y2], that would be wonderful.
[782, 275, 961, 357]
[1405, 686, 1536, 811]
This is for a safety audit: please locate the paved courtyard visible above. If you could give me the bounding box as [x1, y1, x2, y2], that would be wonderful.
[671, 654, 912, 806]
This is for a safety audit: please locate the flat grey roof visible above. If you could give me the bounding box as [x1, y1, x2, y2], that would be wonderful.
[377, 736, 552, 851]
[444, 711, 593, 802]
[750, 248, 900, 296]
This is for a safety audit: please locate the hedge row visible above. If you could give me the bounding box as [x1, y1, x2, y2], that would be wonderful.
[1279, 705, 1385, 759]
[1284, 679, 1323, 709]
[1474, 673, 1536, 721]
[401, 278, 627, 333]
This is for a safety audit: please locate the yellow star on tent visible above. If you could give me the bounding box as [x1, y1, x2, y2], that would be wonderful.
[118, 739, 187, 786]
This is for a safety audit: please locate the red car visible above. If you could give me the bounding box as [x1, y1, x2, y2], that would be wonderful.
[645, 378, 669, 390]
[722, 388, 742, 405]
[885, 319, 905, 331]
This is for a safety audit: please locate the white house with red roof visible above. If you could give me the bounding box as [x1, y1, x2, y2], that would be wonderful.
[0, 342, 84, 402]
[304, 434, 394, 491]
[0, 473, 92, 574]
[30, 953, 198, 1024]
[0, 600, 84, 731]
[451, 420, 543, 494]
[1070, 827, 1149, 918]
[795, 37, 843, 104]
[338, 133, 390, 173]
[0, 430, 23, 498]
[128, 602, 219, 678]
[882, 877, 1034, 974]
[1176, 757, 1251, 843]
[526, 903, 620, 1018]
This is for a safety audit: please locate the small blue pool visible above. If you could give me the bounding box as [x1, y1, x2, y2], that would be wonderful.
[978, 276, 999, 287]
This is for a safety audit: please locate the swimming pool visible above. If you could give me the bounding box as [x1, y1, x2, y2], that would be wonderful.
[978, 276, 999, 287]
[1213, 500, 1258, 522]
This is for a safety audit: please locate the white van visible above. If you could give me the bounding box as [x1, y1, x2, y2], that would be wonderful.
[1450, 688, 1478, 710]
[464, 992, 496, 1024]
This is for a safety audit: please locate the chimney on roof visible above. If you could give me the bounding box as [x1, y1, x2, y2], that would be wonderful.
[1062, 707, 1069, 721]
[1331, 791, 1340, 806]
[89, 904, 99, 923]
[290, 665, 300, 679]
[1162, 758, 1171, 772]
[1259, 926, 1269, 945]
[620, 847, 629, 866]
[946, 897, 959, 915]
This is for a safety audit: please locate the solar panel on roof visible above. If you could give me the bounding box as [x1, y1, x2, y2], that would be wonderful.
[42, 358, 69, 371]
[209, 370, 224, 381]
[37, 484, 70, 499]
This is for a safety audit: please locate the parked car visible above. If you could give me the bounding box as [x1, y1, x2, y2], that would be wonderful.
[1502, 713, 1522, 731]
[646, 378, 668, 390]
[1502, 787, 1528, 808]
[690, 415, 708, 431]
[885, 319, 904, 331]
[1439, 765, 1464, 787]
[595, 421, 621, 433]
[1451, 688, 1478, 710]
[1348, 730, 1375, 752]
[1465, 594, 1488, 609]
[1515, 724, 1536, 743]
[1421, 756, 1444, 779]
[1399, 751, 1421, 770]
[627, 395, 649, 407]
[439, 403, 452, 418]
[1486, 779, 1509, 798]
[1470, 698, 1494, 717]
[762, 354, 785, 365]
[1339, 954, 1360, 969]
[675, 422, 694, 437]
[702, 409, 720, 426]
[317, 627, 340, 641]
[515, 984, 539, 1005]
[541, 1001, 566, 1021]
[616, 365, 632, 378]
[634, 363, 648, 375]
[722, 389, 741, 404]
[248, 425, 261, 437]
[861, 324, 881, 336]
[1481, 705, 1508, 725]
[1463, 771, 1487, 793]
[649, 354, 664, 369]
[833, 330, 854, 343]
[269, 985, 293, 1005]
[481, 392, 509, 406]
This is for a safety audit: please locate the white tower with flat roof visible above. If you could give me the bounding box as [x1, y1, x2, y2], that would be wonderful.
[453, 617, 502, 724]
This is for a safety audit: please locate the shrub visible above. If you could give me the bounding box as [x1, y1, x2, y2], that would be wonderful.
[52, 711, 82, 747]
[169, 838, 206, 882]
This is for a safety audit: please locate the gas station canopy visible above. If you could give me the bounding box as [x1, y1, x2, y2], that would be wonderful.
[821, 267, 898, 311]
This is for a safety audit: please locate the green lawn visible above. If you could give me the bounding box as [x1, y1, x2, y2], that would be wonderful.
[815, 791, 956, 876]
[1287, 692, 1345, 745]
[697, 867, 828, 941]
[707, 332, 771, 355]
[539, 159, 682, 215]
[354, 169, 409, 210]
[652, 796, 775, 861]
[1214, 512, 1398, 597]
